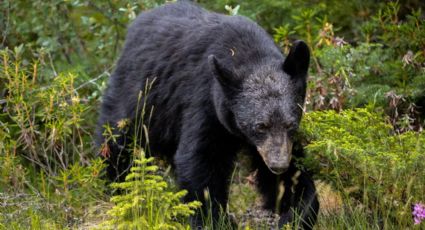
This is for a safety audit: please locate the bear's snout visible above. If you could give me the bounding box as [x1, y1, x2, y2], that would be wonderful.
[257, 134, 293, 175]
[268, 161, 290, 174]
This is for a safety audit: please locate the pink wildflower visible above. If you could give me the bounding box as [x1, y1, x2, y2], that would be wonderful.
[413, 203, 425, 225]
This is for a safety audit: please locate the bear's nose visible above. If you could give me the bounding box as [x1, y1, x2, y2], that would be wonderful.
[268, 162, 289, 175]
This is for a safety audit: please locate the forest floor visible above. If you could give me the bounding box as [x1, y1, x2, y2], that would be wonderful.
[75, 166, 342, 229]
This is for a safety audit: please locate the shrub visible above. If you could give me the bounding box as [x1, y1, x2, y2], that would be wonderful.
[1, 47, 94, 175]
[0, 46, 106, 228]
[100, 149, 201, 230]
[301, 2, 425, 131]
[301, 108, 425, 227]
[1, 0, 163, 74]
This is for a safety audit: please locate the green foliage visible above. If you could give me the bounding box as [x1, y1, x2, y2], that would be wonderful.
[0, 160, 105, 229]
[100, 149, 201, 230]
[310, 42, 394, 110]
[301, 108, 425, 227]
[291, 1, 425, 131]
[1, 0, 164, 74]
[1, 0, 425, 228]
[0, 47, 106, 228]
[1, 48, 95, 175]
[367, 4, 425, 98]
[200, 0, 424, 42]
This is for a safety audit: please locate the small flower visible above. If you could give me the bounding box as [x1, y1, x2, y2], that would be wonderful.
[333, 37, 348, 47]
[412, 203, 425, 225]
[71, 96, 80, 105]
[59, 101, 68, 108]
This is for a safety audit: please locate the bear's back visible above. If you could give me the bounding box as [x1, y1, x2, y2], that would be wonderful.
[119, 1, 282, 79]
[130, 1, 224, 33]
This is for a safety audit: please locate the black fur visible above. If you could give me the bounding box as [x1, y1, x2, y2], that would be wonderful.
[97, 1, 318, 229]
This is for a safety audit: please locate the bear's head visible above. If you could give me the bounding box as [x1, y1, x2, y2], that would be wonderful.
[209, 41, 310, 175]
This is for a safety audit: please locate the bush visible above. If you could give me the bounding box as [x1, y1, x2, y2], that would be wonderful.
[0, 47, 94, 175]
[301, 108, 425, 227]
[1, 0, 164, 75]
[100, 149, 201, 230]
[299, 2, 425, 131]
[0, 46, 106, 228]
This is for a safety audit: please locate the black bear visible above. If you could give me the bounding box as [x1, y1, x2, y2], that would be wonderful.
[97, 1, 319, 229]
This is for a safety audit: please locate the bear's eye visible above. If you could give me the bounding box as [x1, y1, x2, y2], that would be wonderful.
[254, 122, 270, 133]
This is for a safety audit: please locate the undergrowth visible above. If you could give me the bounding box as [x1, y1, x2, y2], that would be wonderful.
[0, 46, 106, 229]
[302, 108, 425, 228]
[99, 149, 201, 230]
[1, 0, 425, 229]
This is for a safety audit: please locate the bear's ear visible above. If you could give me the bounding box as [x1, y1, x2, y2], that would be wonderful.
[208, 55, 240, 89]
[283, 40, 310, 78]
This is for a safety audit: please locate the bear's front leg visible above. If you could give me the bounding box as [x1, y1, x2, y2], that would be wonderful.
[174, 124, 239, 229]
[102, 130, 133, 183]
[253, 148, 319, 230]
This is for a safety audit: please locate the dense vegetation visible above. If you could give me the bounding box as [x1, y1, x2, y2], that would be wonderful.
[1, 0, 424, 229]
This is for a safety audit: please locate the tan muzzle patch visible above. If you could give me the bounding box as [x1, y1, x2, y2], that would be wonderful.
[257, 134, 293, 175]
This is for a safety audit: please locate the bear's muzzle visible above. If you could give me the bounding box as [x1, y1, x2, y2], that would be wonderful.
[257, 132, 293, 175]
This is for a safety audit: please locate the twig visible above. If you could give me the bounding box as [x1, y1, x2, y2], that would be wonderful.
[47, 52, 58, 77]
[1, 0, 11, 47]
[74, 66, 113, 91]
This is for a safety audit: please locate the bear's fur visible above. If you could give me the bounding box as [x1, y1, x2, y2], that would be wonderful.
[97, 1, 319, 229]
